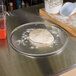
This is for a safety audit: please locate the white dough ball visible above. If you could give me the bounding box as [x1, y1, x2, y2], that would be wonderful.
[29, 29, 54, 47]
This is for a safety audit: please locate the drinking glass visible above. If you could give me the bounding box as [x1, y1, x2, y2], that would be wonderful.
[45, 0, 63, 14]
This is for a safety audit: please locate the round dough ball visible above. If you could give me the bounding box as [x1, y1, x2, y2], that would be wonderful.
[29, 29, 54, 47]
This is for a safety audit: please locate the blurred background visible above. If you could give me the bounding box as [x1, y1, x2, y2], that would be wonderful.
[1, 0, 76, 11]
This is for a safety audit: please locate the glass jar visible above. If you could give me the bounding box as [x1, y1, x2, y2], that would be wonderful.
[45, 0, 63, 14]
[0, 4, 6, 39]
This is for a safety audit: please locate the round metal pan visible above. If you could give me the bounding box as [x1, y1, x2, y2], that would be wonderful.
[9, 22, 68, 58]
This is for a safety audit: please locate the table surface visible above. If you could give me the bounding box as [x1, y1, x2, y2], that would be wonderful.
[0, 4, 76, 76]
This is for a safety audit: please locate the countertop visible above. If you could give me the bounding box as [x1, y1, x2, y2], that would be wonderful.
[0, 4, 76, 76]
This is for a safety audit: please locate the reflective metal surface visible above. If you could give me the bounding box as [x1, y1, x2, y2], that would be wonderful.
[0, 4, 76, 76]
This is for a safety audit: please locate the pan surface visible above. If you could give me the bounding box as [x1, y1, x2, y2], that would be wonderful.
[10, 22, 68, 57]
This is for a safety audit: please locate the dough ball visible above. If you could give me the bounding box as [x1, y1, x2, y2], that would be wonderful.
[29, 29, 54, 47]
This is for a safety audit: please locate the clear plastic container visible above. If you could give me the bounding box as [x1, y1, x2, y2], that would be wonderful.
[45, 0, 63, 14]
[0, 5, 6, 39]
